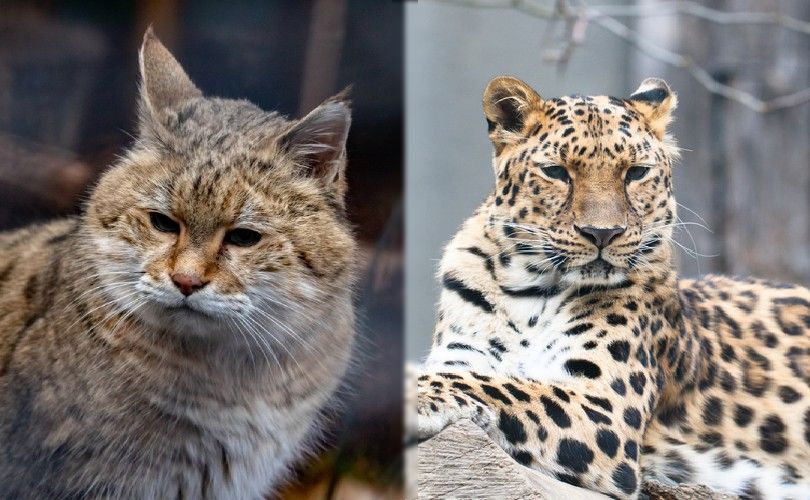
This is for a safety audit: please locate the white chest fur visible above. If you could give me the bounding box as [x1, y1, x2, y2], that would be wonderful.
[498, 293, 578, 382]
[429, 281, 580, 384]
[204, 400, 316, 498]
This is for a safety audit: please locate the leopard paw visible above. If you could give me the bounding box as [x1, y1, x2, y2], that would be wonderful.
[415, 374, 495, 440]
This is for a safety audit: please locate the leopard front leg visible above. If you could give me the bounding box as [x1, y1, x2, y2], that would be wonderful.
[417, 371, 647, 499]
[416, 371, 499, 439]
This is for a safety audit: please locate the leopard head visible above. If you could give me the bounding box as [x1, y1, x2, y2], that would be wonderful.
[482, 77, 680, 286]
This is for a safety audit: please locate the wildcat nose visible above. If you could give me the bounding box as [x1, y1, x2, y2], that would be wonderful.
[171, 273, 208, 296]
[575, 225, 626, 249]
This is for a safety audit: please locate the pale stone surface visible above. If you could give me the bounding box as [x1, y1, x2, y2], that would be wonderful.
[417, 419, 608, 499]
[643, 480, 738, 500]
[416, 419, 739, 500]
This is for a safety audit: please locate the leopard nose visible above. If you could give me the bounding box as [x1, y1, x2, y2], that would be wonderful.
[575, 225, 626, 249]
[171, 273, 208, 296]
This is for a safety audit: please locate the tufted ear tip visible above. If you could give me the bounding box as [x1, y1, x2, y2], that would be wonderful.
[629, 78, 677, 139]
[142, 24, 157, 44]
[327, 85, 353, 107]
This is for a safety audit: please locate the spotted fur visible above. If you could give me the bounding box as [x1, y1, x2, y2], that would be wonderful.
[0, 30, 356, 498]
[416, 76, 810, 499]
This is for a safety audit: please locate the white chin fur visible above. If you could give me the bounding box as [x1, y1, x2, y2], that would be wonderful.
[561, 267, 627, 287]
[135, 300, 228, 335]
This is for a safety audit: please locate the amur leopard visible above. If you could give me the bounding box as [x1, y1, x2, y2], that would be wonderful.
[416, 77, 810, 499]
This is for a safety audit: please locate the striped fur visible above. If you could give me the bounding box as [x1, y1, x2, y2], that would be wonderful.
[0, 30, 357, 498]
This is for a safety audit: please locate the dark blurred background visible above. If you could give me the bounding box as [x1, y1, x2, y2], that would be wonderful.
[0, 1, 403, 498]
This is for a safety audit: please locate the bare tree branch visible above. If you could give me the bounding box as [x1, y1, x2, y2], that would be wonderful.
[590, 1, 810, 35]
[594, 15, 810, 113]
[431, 0, 810, 113]
[432, 0, 810, 34]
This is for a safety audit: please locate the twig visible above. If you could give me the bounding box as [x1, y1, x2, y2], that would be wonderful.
[589, 1, 810, 35]
[431, 0, 810, 113]
[433, 0, 810, 34]
[594, 15, 810, 113]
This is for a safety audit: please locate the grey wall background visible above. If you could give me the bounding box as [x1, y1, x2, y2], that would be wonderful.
[405, 0, 810, 361]
[405, 1, 632, 360]
[629, 0, 810, 287]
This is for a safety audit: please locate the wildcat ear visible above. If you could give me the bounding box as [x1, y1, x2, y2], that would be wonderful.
[628, 78, 677, 140]
[277, 91, 351, 188]
[138, 27, 202, 127]
[483, 76, 542, 153]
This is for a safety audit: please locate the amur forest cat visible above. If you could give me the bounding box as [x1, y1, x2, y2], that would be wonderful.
[0, 29, 357, 498]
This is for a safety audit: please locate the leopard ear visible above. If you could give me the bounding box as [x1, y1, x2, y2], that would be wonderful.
[483, 76, 542, 153]
[628, 78, 677, 140]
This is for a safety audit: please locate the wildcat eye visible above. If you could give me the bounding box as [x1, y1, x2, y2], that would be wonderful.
[625, 166, 651, 183]
[149, 212, 180, 234]
[224, 228, 262, 247]
[540, 165, 571, 183]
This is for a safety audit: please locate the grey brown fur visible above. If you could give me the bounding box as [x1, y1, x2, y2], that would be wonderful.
[0, 29, 356, 498]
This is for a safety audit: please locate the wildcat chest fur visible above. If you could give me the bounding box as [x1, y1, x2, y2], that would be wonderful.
[0, 29, 356, 498]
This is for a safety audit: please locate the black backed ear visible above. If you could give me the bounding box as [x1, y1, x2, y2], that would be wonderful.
[277, 90, 351, 187]
[628, 78, 677, 140]
[482, 76, 542, 152]
[138, 27, 202, 129]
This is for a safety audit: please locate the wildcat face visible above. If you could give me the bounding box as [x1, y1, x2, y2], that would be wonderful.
[85, 30, 355, 338]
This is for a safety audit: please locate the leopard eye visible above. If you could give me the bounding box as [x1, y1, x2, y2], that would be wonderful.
[625, 166, 651, 183]
[149, 212, 180, 234]
[540, 165, 571, 183]
[224, 228, 262, 247]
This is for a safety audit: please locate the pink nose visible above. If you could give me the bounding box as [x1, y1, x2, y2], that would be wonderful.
[171, 273, 207, 296]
